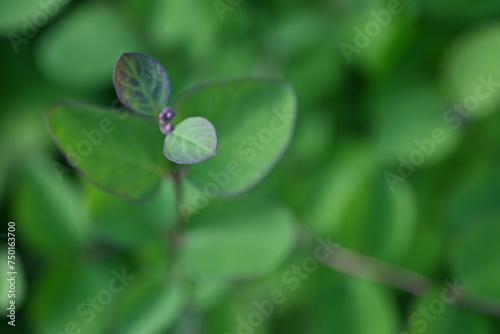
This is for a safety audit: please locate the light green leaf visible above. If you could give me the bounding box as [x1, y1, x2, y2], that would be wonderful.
[164, 117, 217, 164]
[0, 0, 69, 34]
[173, 79, 297, 195]
[442, 23, 500, 120]
[181, 197, 297, 281]
[35, 2, 142, 91]
[45, 101, 168, 201]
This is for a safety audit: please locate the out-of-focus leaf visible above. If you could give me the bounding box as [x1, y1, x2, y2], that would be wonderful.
[173, 79, 297, 195]
[147, 0, 218, 57]
[341, 174, 417, 262]
[404, 289, 493, 334]
[286, 42, 344, 104]
[204, 293, 273, 334]
[306, 143, 417, 262]
[115, 274, 187, 334]
[371, 75, 461, 165]
[164, 117, 217, 164]
[13, 155, 89, 257]
[0, 0, 70, 34]
[192, 281, 229, 312]
[28, 262, 111, 334]
[114, 53, 170, 117]
[306, 143, 376, 235]
[312, 273, 399, 334]
[442, 23, 500, 120]
[181, 197, 296, 281]
[45, 102, 167, 201]
[333, 0, 416, 75]
[85, 178, 176, 248]
[35, 2, 142, 91]
[422, 0, 500, 21]
[451, 218, 500, 300]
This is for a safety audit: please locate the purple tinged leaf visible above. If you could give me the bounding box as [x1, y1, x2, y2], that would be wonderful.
[113, 52, 170, 117]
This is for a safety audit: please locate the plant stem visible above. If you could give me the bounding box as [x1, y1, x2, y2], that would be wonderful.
[321, 245, 430, 295]
[167, 167, 185, 277]
[318, 241, 500, 316]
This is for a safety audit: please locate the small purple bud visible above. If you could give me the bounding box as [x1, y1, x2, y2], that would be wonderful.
[164, 123, 174, 134]
[160, 107, 175, 121]
[165, 109, 175, 120]
[159, 107, 176, 135]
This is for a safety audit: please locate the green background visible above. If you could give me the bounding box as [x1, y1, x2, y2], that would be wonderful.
[1, 0, 500, 333]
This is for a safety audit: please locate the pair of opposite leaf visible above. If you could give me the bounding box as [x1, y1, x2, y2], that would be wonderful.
[46, 52, 297, 201]
[114, 53, 218, 164]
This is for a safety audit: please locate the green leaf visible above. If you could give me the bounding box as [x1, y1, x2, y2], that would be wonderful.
[0, 0, 68, 34]
[115, 275, 187, 334]
[85, 178, 176, 248]
[164, 117, 217, 164]
[13, 155, 90, 257]
[371, 74, 461, 165]
[114, 52, 170, 117]
[45, 101, 168, 201]
[405, 289, 493, 334]
[173, 79, 297, 195]
[306, 142, 417, 263]
[442, 23, 500, 120]
[181, 196, 297, 281]
[313, 274, 399, 334]
[29, 262, 110, 334]
[34, 2, 142, 91]
[451, 218, 500, 300]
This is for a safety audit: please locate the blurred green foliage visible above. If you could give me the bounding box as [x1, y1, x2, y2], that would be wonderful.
[1, 0, 500, 333]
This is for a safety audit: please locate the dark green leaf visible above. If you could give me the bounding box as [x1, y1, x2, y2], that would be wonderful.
[405, 289, 493, 334]
[29, 262, 110, 334]
[45, 101, 168, 201]
[85, 179, 176, 248]
[173, 79, 297, 195]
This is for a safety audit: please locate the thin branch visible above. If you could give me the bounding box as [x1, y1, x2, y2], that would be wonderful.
[456, 295, 500, 317]
[166, 167, 185, 277]
[321, 245, 431, 295]
[320, 243, 500, 317]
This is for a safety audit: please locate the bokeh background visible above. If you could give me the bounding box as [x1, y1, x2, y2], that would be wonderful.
[1, 0, 500, 333]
